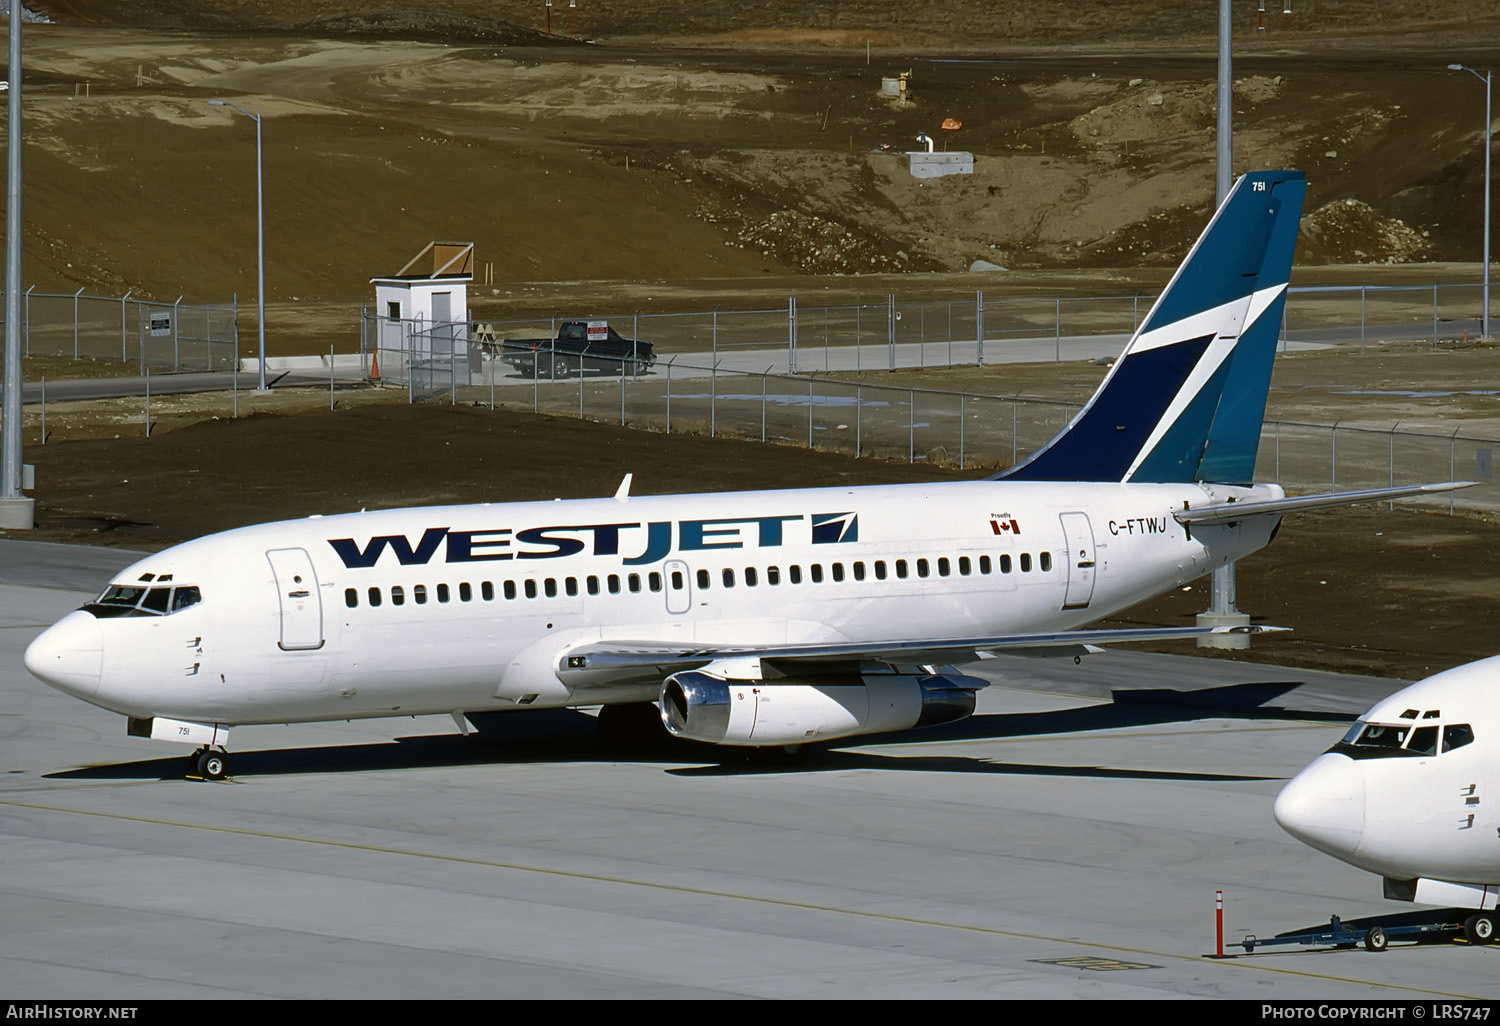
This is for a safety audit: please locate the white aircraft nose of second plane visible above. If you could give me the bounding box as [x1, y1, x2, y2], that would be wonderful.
[24, 611, 104, 699]
[1273, 752, 1366, 860]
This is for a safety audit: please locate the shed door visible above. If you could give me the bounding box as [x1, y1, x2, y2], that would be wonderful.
[267, 548, 325, 651]
[1059, 512, 1097, 611]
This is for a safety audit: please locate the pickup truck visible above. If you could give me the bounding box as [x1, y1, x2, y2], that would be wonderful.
[493, 321, 656, 379]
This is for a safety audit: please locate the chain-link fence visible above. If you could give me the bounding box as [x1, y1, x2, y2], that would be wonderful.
[362, 317, 1500, 517]
[15, 289, 239, 371]
[418, 280, 1493, 371]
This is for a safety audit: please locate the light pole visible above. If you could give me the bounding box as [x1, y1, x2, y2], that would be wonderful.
[1, 7, 33, 528]
[1448, 64, 1492, 340]
[207, 98, 267, 389]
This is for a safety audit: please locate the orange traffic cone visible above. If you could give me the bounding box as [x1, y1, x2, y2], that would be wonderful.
[370, 348, 381, 380]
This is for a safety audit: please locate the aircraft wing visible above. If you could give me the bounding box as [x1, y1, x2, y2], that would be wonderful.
[557, 623, 1286, 682]
[1175, 481, 1476, 525]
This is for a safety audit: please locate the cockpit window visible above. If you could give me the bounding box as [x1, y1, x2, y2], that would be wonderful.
[83, 583, 203, 618]
[97, 585, 146, 608]
[1332, 719, 1476, 760]
[1407, 725, 1439, 756]
[1352, 723, 1408, 749]
[1444, 723, 1475, 753]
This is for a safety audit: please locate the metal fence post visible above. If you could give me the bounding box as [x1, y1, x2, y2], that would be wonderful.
[665, 357, 673, 433]
[908, 388, 915, 462]
[72, 287, 81, 358]
[788, 296, 798, 374]
[976, 289, 984, 365]
[806, 374, 813, 447]
[856, 384, 862, 457]
[959, 393, 965, 469]
[761, 368, 769, 443]
[23, 285, 31, 356]
[888, 293, 896, 370]
[173, 295, 182, 370]
[121, 289, 131, 363]
[1434, 281, 1440, 348]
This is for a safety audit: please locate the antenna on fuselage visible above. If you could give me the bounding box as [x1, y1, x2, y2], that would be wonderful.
[613, 473, 633, 502]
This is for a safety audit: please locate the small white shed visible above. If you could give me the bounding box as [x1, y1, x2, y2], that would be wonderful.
[370, 241, 474, 327]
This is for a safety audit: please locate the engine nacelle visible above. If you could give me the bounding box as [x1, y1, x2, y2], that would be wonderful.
[659, 670, 984, 746]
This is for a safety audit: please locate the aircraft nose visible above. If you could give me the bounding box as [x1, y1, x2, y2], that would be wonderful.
[24, 610, 104, 700]
[1273, 752, 1366, 860]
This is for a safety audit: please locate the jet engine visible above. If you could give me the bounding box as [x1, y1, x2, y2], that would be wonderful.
[659, 669, 985, 746]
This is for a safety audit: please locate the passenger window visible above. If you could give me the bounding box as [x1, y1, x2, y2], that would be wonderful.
[544, 578, 558, 598]
[895, 560, 908, 579]
[852, 562, 865, 581]
[391, 586, 405, 606]
[874, 560, 887, 580]
[767, 566, 781, 586]
[697, 569, 710, 589]
[959, 556, 971, 576]
[588, 576, 601, 596]
[916, 559, 929, 578]
[628, 574, 641, 593]
[608, 574, 621, 595]
[1444, 723, 1476, 753]
[745, 567, 758, 587]
[649, 572, 662, 593]
[566, 577, 579, 597]
[937, 557, 950, 577]
[979, 555, 991, 574]
[790, 565, 802, 584]
[1040, 552, 1052, 572]
[811, 564, 823, 584]
[1020, 553, 1032, 573]
[437, 583, 450, 603]
[368, 587, 382, 607]
[524, 580, 537, 599]
[345, 588, 358, 609]
[414, 585, 427, 605]
[482, 581, 495, 601]
[1000, 554, 1012, 573]
[459, 582, 472, 602]
[504, 580, 517, 600]
[671, 570, 685, 589]
[832, 563, 844, 582]
[723, 568, 735, 588]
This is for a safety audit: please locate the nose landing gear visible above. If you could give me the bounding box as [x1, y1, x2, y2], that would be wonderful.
[188, 746, 229, 781]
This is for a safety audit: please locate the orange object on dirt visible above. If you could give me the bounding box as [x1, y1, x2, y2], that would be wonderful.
[941, 118, 962, 130]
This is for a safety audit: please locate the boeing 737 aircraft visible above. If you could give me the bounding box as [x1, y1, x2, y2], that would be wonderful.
[22, 169, 1462, 780]
[1275, 658, 1499, 944]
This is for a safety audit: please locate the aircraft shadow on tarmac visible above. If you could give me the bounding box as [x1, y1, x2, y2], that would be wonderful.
[42, 681, 1345, 782]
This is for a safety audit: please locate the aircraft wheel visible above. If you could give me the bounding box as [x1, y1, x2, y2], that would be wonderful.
[747, 744, 809, 766]
[1464, 913, 1496, 945]
[195, 749, 228, 782]
[1363, 926, 1389, 952]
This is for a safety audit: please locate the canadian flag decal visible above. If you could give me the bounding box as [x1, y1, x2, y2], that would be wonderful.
[990, 519, 1021, 535]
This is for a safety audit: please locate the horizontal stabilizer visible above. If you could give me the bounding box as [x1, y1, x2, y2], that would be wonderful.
[1174, 482, 1477, 525]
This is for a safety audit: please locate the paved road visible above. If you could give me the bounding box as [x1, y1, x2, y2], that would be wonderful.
[3, 540, 1496, 1000]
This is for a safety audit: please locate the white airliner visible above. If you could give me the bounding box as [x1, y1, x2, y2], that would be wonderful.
[21, 170, 1461, 780]
[1274, 658, 1499, 945]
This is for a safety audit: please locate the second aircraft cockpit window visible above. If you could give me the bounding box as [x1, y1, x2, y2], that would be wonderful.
[83, 584, 202, 618]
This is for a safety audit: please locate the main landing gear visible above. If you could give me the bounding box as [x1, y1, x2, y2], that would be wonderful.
[188, 746, 229, 782]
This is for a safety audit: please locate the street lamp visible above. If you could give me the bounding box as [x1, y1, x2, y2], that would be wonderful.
[1447, 64, 1492, 340]
[207, 98, 267, 389]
